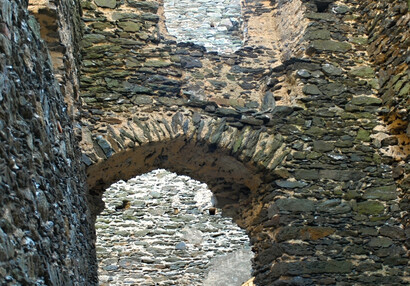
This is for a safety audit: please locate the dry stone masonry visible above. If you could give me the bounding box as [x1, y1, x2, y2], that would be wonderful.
[0, 0, 409, 285]
[0, 0, 96, 285]
[96, 169, 253, 285]
[163, 0, 244, 54]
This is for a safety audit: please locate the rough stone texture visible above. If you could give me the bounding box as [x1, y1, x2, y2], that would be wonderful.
[0, 0, 96, 285]
[80, 0, 409, 285]
[1, 0, 409, 285]
[96, 169, 253, 285]
[163, 0, 244, 54]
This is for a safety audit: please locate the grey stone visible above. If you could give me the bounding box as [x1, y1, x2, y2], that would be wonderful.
[313, 140, 334, 152]
[275, 198, 315, 212]
[297, 69, 311, 78]
[363, 185, 397, 201]
[275, 180, 308, 189]
[303, 84, 322, 95]
[310, 40, 352, 53]
[94, 0, 116, 8]
[262, 91, 276, 110]
[240, 116, 264, 126]
[216, 107, 240, 118]
[322, 63, 343, 76]
[306, 29, 331, 40]
[368, 237, 393, 248]
[333, 5, 350, 14]
[180, 56, 202, 69]
[96, 136, 113, 157]
[350, 96, 382, 106]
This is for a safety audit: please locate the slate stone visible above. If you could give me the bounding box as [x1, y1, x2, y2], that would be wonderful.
[275, 198, 315, 212]
[306, 29, 331, 40]
[275, 180, 308, 189]
[127, 0, 159, 13]
[320, 82, 346, 96]
[357, 201, 385, 215]
[306, 12, 335, 21]
[294, 169, 320, 180]
[310, 40, 352, 53]
[350, 96, 382, 106]
[368, 237, 393, 248]
[94, 0, 116, 8]
[117, 21, 142, 32]
[180, 56, 202, 68]
[303, 84, 322, 95]
[240, 116, 264, 126]
[356, 129, 371, 142]
[297, 69, 311, 78]
[349, 66, 375, 78]
[313, 140, 334, 152]
[322, 63, 343, 76]
[363, 185, 397, 201]
[216, 108, 240, 118]
[269, 107, 293, 118]
[333, 5, 350, 14]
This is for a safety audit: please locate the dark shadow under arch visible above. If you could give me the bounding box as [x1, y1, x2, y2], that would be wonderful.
[86, 136, 265, 225]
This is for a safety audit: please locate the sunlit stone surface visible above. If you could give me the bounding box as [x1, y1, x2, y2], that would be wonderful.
[163, 0, 244, 53]
[96, 169, 253, 285]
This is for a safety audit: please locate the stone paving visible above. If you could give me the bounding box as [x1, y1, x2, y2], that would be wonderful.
[96, 169, 253, 285]
[163, 0, 244, 54]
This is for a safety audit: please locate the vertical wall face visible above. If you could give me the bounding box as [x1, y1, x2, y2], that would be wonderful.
[359, 1, 409, 230]
[27, 0, 83, 118]
[0, 0, 97, 285]
[81, 0, 409, 285]
[1, 0, 409, 286]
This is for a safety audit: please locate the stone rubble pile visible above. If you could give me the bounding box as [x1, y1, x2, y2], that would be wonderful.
[163, 0, 244, 54]
[96, 169, 253, 286]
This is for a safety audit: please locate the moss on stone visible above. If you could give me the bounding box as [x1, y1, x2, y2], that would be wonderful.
[357, 201, 384, 215]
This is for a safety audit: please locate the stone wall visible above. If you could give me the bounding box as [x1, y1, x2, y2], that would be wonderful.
[0, 0, 409, 285]
[360, 0, 409, 243]
[96, 169, 253, 285]
[80, 0, 409, 285]
[0, 0, 97, 285]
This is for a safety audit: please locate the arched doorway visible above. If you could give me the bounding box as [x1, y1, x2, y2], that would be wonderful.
[96, 169, 254, 285]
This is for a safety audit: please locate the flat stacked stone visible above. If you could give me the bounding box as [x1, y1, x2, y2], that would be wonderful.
[96, 169, 253, 286]
[163, 0, 243, 54]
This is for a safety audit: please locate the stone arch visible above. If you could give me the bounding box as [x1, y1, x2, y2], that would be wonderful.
[84, 111, 278, 221]
[84, 113, 277, 284]
[77, 0, 410, 284]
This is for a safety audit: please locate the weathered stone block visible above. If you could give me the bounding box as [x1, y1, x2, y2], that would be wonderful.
[349, 66, 375, 78]
[313, 140, 334, 152]
[368, 237, 393, 248]
[357, 201, 385, 215]
[117, 21, 142, 32]
[356, 129, 371, 142]
[310, 40, 352, 53]
[350, 96, 382, 106]
[363, 185, 397, 201]
[294, 169, 320, 180]
[275, 198, 315, 212]
[94, 0, 116, 8]
[303, 84, 322, 95]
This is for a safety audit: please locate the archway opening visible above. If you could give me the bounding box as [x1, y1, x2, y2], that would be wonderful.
[96, 169, 254, 285]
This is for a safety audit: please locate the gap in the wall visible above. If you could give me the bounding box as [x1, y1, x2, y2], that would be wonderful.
[96, 169, 254, 286]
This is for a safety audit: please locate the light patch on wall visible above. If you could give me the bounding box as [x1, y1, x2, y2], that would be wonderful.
[163, 0, 244, 54]
[96, 169, 253, 285]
